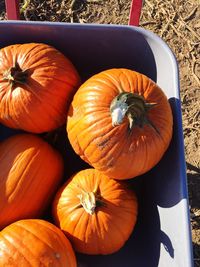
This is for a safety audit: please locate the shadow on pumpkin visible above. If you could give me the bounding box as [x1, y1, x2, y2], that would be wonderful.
[0, 129, 55, 229]
[0, 125, 67, 229]
[0, 130, 22, 229]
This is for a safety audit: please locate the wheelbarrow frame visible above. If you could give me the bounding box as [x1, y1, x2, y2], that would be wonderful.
[5, 0, 143, 26]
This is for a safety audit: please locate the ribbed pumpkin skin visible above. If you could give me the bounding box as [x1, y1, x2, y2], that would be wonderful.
[0, 134, 63, 229]
[53, 169, 138, 255]
[0, 43, 80, 133]
[0, 219, 77, 267]
[67, 68, 173, 179]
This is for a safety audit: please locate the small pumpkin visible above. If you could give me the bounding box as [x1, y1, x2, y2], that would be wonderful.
[0, 133, 63, 229]
[67, 68, 173, 179]
[0, 43, 80, 133]
[0, 219, 77, 267]
[53, 168, 138, 255]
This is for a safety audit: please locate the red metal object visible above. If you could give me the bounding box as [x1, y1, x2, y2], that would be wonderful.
[129, 0, 143, 26]
[5, 0, 143, 26]
[5, 0, 20, 20]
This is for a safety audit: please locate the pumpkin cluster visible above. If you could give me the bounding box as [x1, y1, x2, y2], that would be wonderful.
[0, 42, 173, 265]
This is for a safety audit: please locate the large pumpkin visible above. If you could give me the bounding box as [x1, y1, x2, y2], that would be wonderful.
[0, 134, 63, 229]
[67, 68, 173, 179]
[0, 219, 77, 267]
[0, 43, 80, 133]
[53, 168, 138, 255]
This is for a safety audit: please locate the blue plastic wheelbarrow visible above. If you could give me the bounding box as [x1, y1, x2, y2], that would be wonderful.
[0, 1, 194, 266]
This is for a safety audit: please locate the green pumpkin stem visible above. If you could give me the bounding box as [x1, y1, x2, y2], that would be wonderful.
[3, 62, 29, 86]
[110, 92, 158, 131]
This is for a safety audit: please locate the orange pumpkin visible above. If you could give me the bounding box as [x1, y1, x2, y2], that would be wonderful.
[67, 68, 173, 179]
[0, 219, 77, 267]
[53, 168, 138, 255]
[0, 134, 63, 229]
[0, 43, 80, 133]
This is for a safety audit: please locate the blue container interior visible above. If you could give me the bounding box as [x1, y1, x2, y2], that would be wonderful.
[0, 21, 193, 267]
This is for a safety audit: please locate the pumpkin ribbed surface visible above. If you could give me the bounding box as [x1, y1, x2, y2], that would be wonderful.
[0, 219, 77, 267]
[0, 134, 63, 229]
[53, 168, 138, 255]
[0, 43, 80, 133]
[67, 68, 173, 179]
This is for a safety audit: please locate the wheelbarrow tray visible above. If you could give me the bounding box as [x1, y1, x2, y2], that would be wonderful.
[0, 21, 193, 267]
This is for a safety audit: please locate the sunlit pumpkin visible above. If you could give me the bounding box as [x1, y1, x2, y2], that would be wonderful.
[0, 133, 63, 229]
[0, 43, 80, 133]
[67, 68, 173, 179]
[53, 168, 138, 255]
[0, 219, 77, 267]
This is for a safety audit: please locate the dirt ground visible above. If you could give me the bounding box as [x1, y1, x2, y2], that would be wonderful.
[0, 0, 200, 265]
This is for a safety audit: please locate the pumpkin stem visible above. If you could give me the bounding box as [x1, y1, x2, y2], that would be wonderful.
[77, 192, 96, 215]
[110, 92, 158, 131]
[77, 190, 105, 215]
[3, 62, 29, 86]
